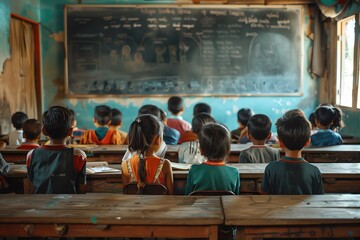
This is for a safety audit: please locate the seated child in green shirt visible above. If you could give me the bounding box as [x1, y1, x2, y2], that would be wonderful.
[185, 123, 240, 195]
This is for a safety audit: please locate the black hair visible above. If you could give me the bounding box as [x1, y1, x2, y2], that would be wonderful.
[128, 114, 162, 191]
[308, 112, 316, 129]
[22, 119, 42, 140]
[110, 108, 123, 126]
[138, 104, 161, 118]
[168, 96, 184, 115]
[283, 109, 306, 118]
[159, 108, 167, 122]
[237, 108, 254, 125]
[94, 105, 112, 126]
[247, 114, 272, 141]
[11, 112, 28, 130]
[276, 113, 311, 151]
[198, 123, 230, 162]
[315, 105, 344, 130]
[42, 106, 72, 140]
[192, 113, 216, 135]
[193, 103, 211, 115]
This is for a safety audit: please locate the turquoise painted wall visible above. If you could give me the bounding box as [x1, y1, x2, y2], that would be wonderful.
[39, 1, 318, 134]
[0, 0, 40, 70]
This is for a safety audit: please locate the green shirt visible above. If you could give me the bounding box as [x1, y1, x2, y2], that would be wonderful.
[261, 156, 324, 195]
[185, 163, 240, 195]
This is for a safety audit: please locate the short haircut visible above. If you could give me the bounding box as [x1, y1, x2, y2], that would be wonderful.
[198, 123, 231, 162]
[276, 113, 311, 151]
[110, 108, 123, 126]
[283, 109, 306, 118]
[42, 106, 72, 140]
[247, 114, 272, 140]
[168, 96, 184, 115]
[94, 105, 112, 126]
[138, 104, 161, 118]
[193, 103, 211, 115]
[237, 108, 254, 125]
[23, 119, 42, 140]
[11, 112, 28, 130]
[192, 113, 216, 135]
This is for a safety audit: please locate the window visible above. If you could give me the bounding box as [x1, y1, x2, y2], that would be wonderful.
[336, 15, 355, 108]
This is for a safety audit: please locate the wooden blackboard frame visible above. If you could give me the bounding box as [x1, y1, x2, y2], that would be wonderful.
[64, 4, 304, 97]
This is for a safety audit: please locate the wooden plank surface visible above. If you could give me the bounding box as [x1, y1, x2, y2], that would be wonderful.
[5, 163, 360, 194]
[222, 194, 360, 226]
[0, 194, 223, 225]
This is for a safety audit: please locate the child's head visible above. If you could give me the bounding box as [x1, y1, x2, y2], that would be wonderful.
[315, 105, 344, 130]
[94, 105, 112, 126]
[247, 114, 272, 142]
[110, 108, 123, 128]
[283, 109, 306, 118]
[11, 111, 28, 130]
[193, 103, 211, 116]
[22, 119, 42, 141]
[192, 113, 216, 135]
[308, 112, 316, 130]
[276, 112, 311, 151]
[168, 96, 184, 116]
[138, 104, 161, 119]
[42, 106, 72, 141]
[198, 123, 231, 162]
[128, 114, 163, 185]
[237, 108, 254, 127]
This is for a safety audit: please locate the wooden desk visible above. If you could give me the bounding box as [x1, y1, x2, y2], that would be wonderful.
[3, 144, 360, 164]
[6, 163, 360, 195]
[222, 194, 360, 240]
[0, 194, 221, 239]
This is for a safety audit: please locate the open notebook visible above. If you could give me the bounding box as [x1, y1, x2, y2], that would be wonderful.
[86, 161, 121, 174]
[170, 162, 192, 170]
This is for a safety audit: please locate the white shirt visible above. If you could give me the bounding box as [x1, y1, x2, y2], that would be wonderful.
[9, 130, 24, 146]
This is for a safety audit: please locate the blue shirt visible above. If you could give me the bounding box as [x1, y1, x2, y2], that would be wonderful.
[163, 125, 180, 145]
[310, 129, 342, 146]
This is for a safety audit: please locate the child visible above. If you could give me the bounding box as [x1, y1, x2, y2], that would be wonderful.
[80, 105, 123, 145]
[9, 111, 28, 146]
[310, 105, 343, 146]
[159, 108, 180, 145]
[231, 108, 254, 144]
[26, 106, 87, 194]
[260, 112, 324, 195]
[178, 113, 216, 164]
[239, 114, 280, 163]
[185, 123, 240, 195]
[193, 102, 211, 116]
[167, 96, 191, 136]
[17, 119, 42, 150]
[121, 114, 174, 194]
[109, 108, 128, 144]
[122, 105, 167, 161]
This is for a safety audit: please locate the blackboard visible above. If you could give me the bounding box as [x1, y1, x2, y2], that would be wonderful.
[65, 5, 303, 96]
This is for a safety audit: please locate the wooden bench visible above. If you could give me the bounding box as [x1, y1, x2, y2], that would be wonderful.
[0, 194, 222, 239]
[5, 163, 360, 195]
[222, 194, 360, 240]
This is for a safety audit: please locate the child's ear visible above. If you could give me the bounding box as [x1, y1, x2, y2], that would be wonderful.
[305, 138, 311, 147]
[246, 131, 252, 140]
[42, 126, 48, 136]
[266, 132, 272, 140]
[152, 135, 161, 149]
[278, 138, 285, 150]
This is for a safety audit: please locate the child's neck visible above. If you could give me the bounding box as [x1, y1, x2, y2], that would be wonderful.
[251, 139, 266, 145]
[284, 149, 303, 158]
[49, 139, 67, 145]
[25, 140, 39, 144]
[317, 123, 331, 130]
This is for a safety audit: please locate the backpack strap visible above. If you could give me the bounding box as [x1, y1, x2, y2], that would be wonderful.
[126, 160, 136, 182]
[153, 158, 165, 183]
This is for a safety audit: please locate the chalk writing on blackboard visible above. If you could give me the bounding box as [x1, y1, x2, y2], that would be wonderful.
[65, 5, 303, 96]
